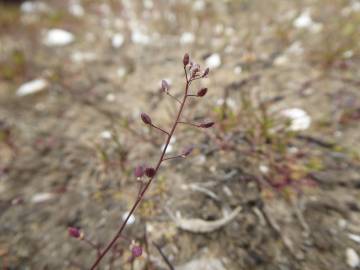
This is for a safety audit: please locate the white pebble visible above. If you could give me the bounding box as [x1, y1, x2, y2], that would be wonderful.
[69, 1, 84, 17]
[111, 33, 124, 48]
[122, 212, 135, 225]
[17, 78, 48, 97]
[180, 32, 195, 45]
[106, 93, 116, 102]
[43, 29, 74, 46]
[346, 248, 360, 268]
[71, 51, 96, 63]
[131, 30, 150, 45]
[31, 193, 55, 203]
[281, 108, 311, 131]
[348, 234, 360, 244]
[205, 54, 221, 69]
[100, 130, 112, 139]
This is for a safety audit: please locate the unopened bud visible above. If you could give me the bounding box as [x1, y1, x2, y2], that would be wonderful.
[141, 113, 152, 125]
[134, 165, 144, 178]
[145, 167, 156, 178]
[182, 145, 194, 157]
[197, 88, 208, 97]
[68, 227, 81, 239]
[183, 53, 190, 66]
[131, 245, 143, 258]
[199, 121, 215, 128]
[161, 80, 169, 92]
[202, 67, 210, 78]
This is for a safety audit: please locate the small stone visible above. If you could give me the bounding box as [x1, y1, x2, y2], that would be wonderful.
[180, 32, 195, 45]
[346, 248, 360, 268]
[122, 212, 135, 225]
[111, 33, 124, 48]
[281, 108, 311, 131]
[348, 234, 360, 244]
[17, 78, 48, 97]
[100, 130, 112, 139]
[31, 193, 55, 203]
[205, 53, 221, 69]
[43, 29, 74, 46]
[68, 1, 84, 17]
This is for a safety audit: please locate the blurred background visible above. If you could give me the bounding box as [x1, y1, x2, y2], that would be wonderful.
[0, 0, 360, 269]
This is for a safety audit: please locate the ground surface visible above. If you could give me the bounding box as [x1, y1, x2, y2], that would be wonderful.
[0, 0, 360, 269]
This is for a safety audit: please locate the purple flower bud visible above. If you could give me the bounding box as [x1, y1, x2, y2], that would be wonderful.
[131, 245, 143, 258]
[197, 88, 208, 97]
[161, 80, 169, 92]
[141, 113, 152, 125]
[182, 145, 194, 157]
[68, 227, 81, 238]
[134, 165, 144, 178]
[191, 65, 200, 78]
[145, 167, 156, 178]
[183, 53, 190, 66]
[199, 121, 215, 128]
[202, 68, 210, 78]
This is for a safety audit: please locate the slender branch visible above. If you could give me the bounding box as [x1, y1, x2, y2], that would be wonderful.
[162, 154, 184, 161]
[166, 92, 182, 104]
[89, 69, 191, 270]
[150, 123, 170, 136]
[176, 121, 200, 128]
[152, 241, 175, 270]
[186, 94, 197, 97]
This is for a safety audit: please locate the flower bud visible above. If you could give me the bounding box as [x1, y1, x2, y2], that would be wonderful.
[197, 88, 208, 97]
[183, 53, 190, 66]
[131, 245, 143, 258]
[202, 67, 210, 78]
[134, 165, 144, 178]
[141, 113, 152, 125]
[199, 121, 215, 128]
[68, 227, 81, 238]
[145, 167, 156, 178]
[182, 145, 194, 157]
[161, 80, 169, 92]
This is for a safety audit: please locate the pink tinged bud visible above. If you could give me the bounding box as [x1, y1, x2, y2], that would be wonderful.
[161, 80, 169, 92]
[141, 113, 152, 125]
[199, 122, 215, 128]
[131, 245, 143, 258]
[197, 88, 208, 97]
[182, 145, 194, 157]
[202, 68, 210, 78]
[183, 53, 190, 66]
[68, 227, 81, 238]
[134, 165, 144, 178]
[145, 167, 156, 178]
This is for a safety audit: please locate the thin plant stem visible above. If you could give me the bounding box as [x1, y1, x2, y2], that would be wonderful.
[176, 121, 200, 128]
[89, 69, 191, 270]
[152, 241, 175, 270]
[162, 154, 184, 161]
[150, 123, 170, 136]
[166, 92, 182, 104]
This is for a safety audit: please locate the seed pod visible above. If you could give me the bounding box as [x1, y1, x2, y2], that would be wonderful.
[68, 227, 81, 238]
[140, 113, 152, 125]
[134, 165, 144, 178]
[161, 80, 169, 92]
[182, 145, 194, 157]
[183, 53, 190, 66]
[197, 88, 208, 97]
[145, 167, 156, 178]
[199, 121, 215, 128]
[202, 67, 210, 78]
[131, 245, 143, 258]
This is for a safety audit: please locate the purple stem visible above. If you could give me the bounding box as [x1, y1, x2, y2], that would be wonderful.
[89, 67, 191, 270]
